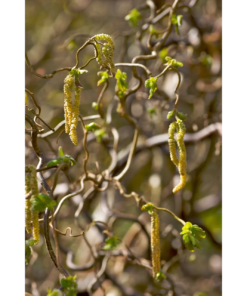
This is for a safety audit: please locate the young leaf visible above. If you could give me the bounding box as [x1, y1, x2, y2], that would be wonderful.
[92, 102, 99, 110]
[97, 71, 109, 86]
[115, 69, 128, 93]
[145, 77, 158, 99]
[102, 236, 120, 250]
[94, 128, 106, 142]
[31, 193, 57, 212]
[180, 222, 206, 252]
[58, 146, 64, 157]
[167, 110, 175, 119]
[125, 9, 141, 27]
[155, 271, 166, 281]
[25, 239, 37, 265]
[85, 122, 101, 132]
[61, 276, 77, 289]
[177, 111, 187, 120]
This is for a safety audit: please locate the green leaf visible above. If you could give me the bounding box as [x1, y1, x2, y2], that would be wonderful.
[180, 223, 206, 252]
[94, 128, 106, 142]
[85, 122, 101, 132]
[97, 71, 109, 86]
[92, 102, 98, 110]
[177, 111, 187, 120]
[61, 276, 77, 289]
[147, 107, 156, 118]
[69, 67, 88, 76]
[31, 193, 57, 212]
[46, 159, 60, 167]
[115, 69, 128, 93]
[145, 77, 158, 99]
[102, 236, 120, 251]
[25, 239, 37, 265]
[171, 14, 178, 25]
[167, 110, 175, 119]
[46, 155, 75, 168]
[125, 9, 141, 27]
[183, 234, 195, 252]
[58, 146, 64, 157]
[155, 271, 166, 281]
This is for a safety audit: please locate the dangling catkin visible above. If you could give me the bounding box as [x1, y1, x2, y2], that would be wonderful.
[168, 121, 179, 168]
[173, 119, 187, 193]
[69, 86, 81, 145]
[64, 74, 74, 134]
[63, 74, 81, 145]
[25, 165, 40, 244]
[25, 169, 32, 234]
[151, 210, 161, 278]
[93, 34, 115, 75]
[168, 119, 187, 193]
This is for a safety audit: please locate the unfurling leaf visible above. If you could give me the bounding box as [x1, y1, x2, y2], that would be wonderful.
[97, 71, 109, 86]
[125, 9, 141, 27]
[167, 110, 175, 119]
[145, 77, 158, 99]
[85, 122, 101, 132]
[180, 222, 206, 252]
[115, 69, 128, 93]
[141, 202, 154, 214]
[177, 111, 187, 120]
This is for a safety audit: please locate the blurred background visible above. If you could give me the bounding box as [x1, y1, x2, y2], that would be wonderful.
[25, 0, 222, 295]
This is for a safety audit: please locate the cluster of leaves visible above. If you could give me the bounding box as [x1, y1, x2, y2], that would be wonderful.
[25, 239, 37, 265]
[47, 276, 77, 296]
[180, 222, 206, 252]
[145, 77, 158, 99]
[46, 147, 76, 168]
[31, 193, 57, 212]
[102, 236, 120, 251]
[165, 56, 183, 68]
[171, 14, 183, 35]
[125, 9, 141, 27]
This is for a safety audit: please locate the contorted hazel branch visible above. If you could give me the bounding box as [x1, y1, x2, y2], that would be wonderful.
[25, 165, 39, 244]
[168, 119, 187, 193]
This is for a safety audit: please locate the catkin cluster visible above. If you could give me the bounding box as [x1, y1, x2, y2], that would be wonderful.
[93, 34, 115, 75]
[151, 211, 161, 278]
[168, 119, 187, 193]
[64, 74, 81, 145]
[25, 165, 39, 244]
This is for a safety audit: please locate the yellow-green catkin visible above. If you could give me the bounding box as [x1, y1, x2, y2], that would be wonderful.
[168, 119, 187, 193]
[25, 165, 40, 244]
[173, 119, 187, 193]
[63, 74, 81, 145]
[151, 211, 161, 278]
[64, 74, 74, 133]
[168, 122, 179, 168]
[69, 86, 81, 145]
[93, 34, 115, 75]
[25, 170, 32, 234]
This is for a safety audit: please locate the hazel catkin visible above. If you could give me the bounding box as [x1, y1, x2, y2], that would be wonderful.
[168, 119, 187, 193]
[151, 211, 161, 278]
